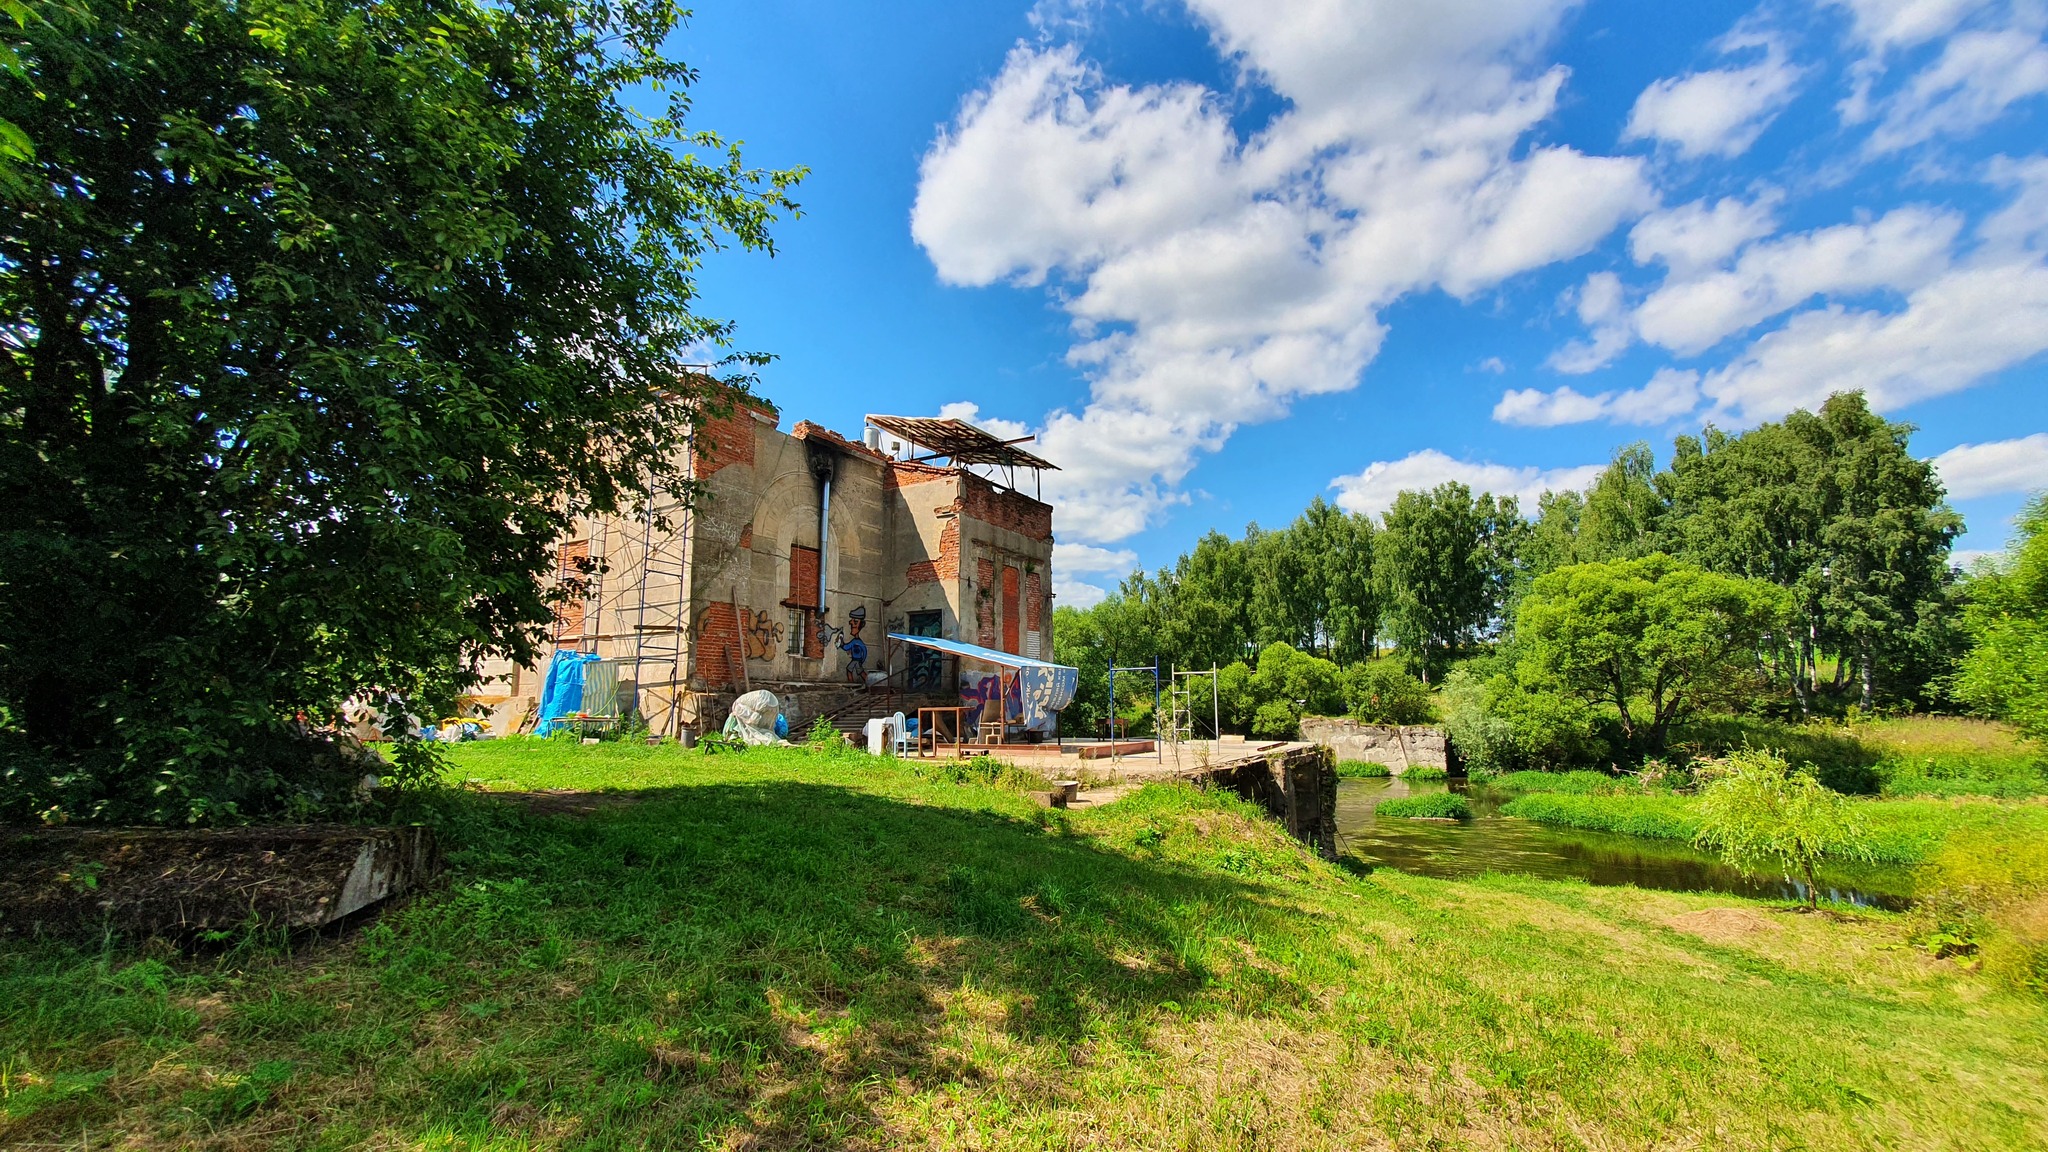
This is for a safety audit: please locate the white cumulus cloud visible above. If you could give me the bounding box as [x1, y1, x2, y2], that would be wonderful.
[1623, 32, 1804, 158]
[1329, 450, 1604, 517]
[913, 0, 1652, 544]
[1699, 259, 2048, 422]
[1495, 368, 1702, 427]
[1930, 433, 2048, 498]
[1629, 193, 1780, 277]
[1546, 271, 1633, 374]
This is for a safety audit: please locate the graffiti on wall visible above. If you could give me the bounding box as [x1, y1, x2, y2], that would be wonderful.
[960, 670, 1020, 731]
[742, 610, 783, 662]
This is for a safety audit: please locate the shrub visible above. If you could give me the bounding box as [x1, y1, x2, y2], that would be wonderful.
[1440, 668, 1613, 774]
[1251, 700, 1301, 741]
[1343, 661, 1434, 725]
[1693, 749, 1874, 908]
[1335, 761, 1392, 778]
[1401, 765, 1447, 781]
[1376, 793, 1470, 819]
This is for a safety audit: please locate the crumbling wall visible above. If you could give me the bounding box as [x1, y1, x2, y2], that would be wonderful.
[1297, 718, 1451, 774]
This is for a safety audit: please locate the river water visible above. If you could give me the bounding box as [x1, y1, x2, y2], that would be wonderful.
[1335, 776, 1915, 909]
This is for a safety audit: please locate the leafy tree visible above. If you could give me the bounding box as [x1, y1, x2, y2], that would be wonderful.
[1693, 749, 1873, 909]
[1376, 482, 1522, 680]
[1662, 394, 1958, 712]
[1522, 489, 1586, 580]
[1516, 555, 1789, 756]
[1165, 529, 1255, 670]
[1954, 495, 2048, 745]
[1578, 443, 1667, 562]
[0, 0, 801, 821]
[1342, 661, 1433, 725]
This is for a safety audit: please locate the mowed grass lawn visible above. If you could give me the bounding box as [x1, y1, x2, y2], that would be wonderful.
[3, 741, 2045, 1150]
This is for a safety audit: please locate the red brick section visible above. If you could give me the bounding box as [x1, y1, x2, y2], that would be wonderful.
[976, 558, 997, 647]
[959, 472, 1053, 540]
[785, 546, 820, 608]
[737, 522, 753, 549]
[904, 560, 939, 586]
[1002, 565, 1020, 654]
[884, 461, 953, 489]
[693, 391, 776, 475]
[792, 420, 888, 463]
[695, 601, 742, 689]
[935, 519, 960, 580]
[1025, 571, 1043, 632]
[551, 540, 591, 643]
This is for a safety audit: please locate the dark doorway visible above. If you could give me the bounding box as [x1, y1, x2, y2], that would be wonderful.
[907, 611, 943, 690]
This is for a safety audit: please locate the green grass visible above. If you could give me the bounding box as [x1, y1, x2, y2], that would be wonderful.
[3, 741, 2046, 1148]
[1399, 764, 1447, 781]
[1333, 760, 1392, 779]
[1678, 714, 2048, 798]
[1484, 769, 1647, 795]
[1374, 793, 1471, 819]
[1499, 790, 2048, 866]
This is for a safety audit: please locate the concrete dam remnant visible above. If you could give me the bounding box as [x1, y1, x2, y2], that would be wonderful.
[1297, 718, 1451, 775]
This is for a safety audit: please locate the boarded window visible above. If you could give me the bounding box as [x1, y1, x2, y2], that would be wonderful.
[786, 545, 820, 608]
[1001, 565, 1020, 654]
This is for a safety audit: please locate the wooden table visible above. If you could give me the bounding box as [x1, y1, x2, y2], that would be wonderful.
[917, 706, 967, 758]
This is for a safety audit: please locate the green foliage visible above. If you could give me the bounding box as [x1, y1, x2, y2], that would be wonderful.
[1250, 700, 1301, 741]
[1662, 394, 1961, 713]
[0, 0, 801, 823]
[1954, 495, 2048, 747]
[1517, 555, 1790, 756]
[1376, 483, 1524, 681]
[1401, 765, 1447, 781]
[1342, 661, 1434, 725]
[1692, 750, 1874, 908]
[1333, 760, 1392, 778]
[1375, 792, 1470, 819]
[1440, 667, 1614, 774]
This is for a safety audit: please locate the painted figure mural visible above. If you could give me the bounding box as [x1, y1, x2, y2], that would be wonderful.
[839, 605, 869, 682]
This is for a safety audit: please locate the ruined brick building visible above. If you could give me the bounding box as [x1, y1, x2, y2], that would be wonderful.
[477, 398, 1060, 738]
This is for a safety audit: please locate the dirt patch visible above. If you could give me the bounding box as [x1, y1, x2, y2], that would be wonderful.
[0, 825, 436, 938]
[488, 788, 649, 817]
[1665, 907, 1782, 944]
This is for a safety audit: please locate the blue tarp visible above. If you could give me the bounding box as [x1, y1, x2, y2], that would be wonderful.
[535, 650, 601, 735]
[887, 633, 1078, 731]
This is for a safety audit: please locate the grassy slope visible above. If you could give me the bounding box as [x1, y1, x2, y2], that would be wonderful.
[0, 742, 2042, 1149]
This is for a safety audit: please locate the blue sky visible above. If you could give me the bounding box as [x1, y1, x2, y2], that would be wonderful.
[668, 0, 2048, 606]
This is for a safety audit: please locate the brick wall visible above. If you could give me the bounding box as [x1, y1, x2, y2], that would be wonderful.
[960, 473, 1053, 541]
[1025, 571, 1042, 632]
[786, 545, 824, 659]
[935, 519, 960, 580]
[1001, 565, 1020, 654]
[695, 398, 771, 475]
[904, 559, 939, 586]
[976, 557, 997, 647]
[695, 601, 742, 689]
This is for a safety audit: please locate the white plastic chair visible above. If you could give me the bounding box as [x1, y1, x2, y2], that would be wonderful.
[890, 711, 918, 757]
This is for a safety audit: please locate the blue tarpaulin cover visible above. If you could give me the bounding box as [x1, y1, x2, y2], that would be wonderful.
[536, 650, 600, 735]
[886, 633, 1078, 730]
